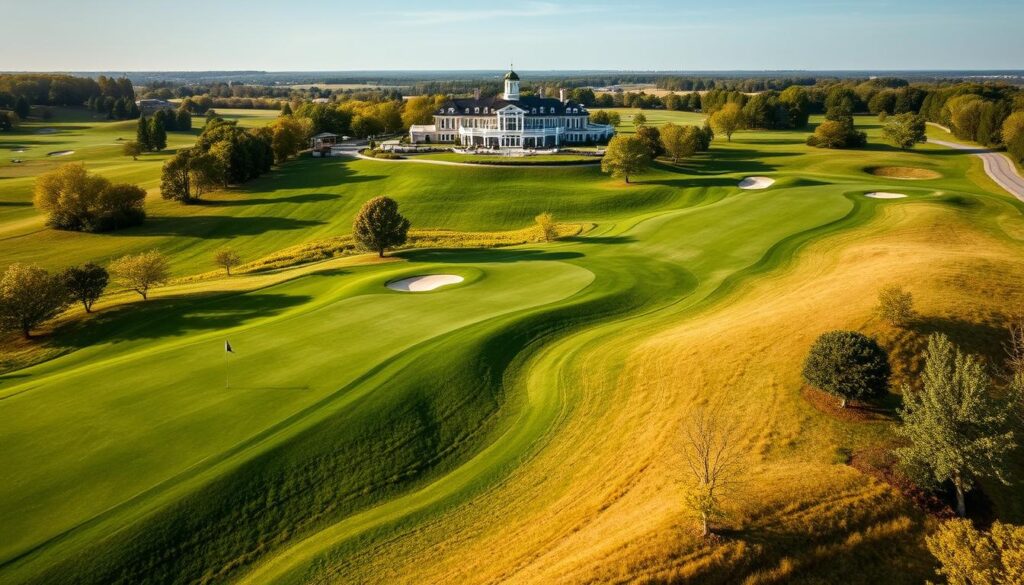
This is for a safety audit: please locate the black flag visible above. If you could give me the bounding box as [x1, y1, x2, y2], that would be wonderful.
[225, 340, 234, 353]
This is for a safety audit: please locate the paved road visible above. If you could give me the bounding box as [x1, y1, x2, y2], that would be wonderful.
[927, 131, 1024, 202]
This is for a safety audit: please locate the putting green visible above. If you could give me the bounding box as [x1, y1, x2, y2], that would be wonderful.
[2, 111, 1023, 584]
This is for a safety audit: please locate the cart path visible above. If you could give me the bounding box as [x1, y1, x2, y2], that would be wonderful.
[926, 124, 1024, 202]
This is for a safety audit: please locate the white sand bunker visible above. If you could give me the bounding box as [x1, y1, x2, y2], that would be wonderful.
[738, 176, 775, 190]
[35, 128, 58, 134]
[386, 274, 464, 292]
[12, 148, 27, 152]
[865, 192, 907, 199]
[48, 150, 75, 157]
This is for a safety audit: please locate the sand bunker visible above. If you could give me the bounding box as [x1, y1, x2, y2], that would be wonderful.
[738, 176, 775, 189]
[386, 274, 464, 292]
[867, 166, 941, 180]
[865, 192, 907, 199]
[47, 150, 74, 157]
[12, 148, 27, 153]
[35, 128, 58, 135]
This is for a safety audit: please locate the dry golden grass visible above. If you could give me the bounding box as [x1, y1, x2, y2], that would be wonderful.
[329, 201, 1024, 584]
[867, 166, 943, 180]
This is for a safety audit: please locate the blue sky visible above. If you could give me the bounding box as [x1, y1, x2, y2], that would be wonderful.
[3, 0, 1022, 71]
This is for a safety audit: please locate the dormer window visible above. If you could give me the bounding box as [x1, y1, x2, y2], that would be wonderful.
[484, 107, 489, 113]
[465, 107, 470, 113]
[531, 108, 536, 114]
[540, 107, 545, 114]
[448, 108, 454, 114]
[474, 107, 479, 113]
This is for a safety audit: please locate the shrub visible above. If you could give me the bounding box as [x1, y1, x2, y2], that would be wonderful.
[535, 212, 558, 242]
[214, 249, 241, 276]
[802, 330, 891, 408]
[876, 284, 915, 327]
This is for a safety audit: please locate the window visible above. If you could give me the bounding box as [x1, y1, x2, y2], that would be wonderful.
[448, 108, 454, 114]
[484, 107, 489, 114]
[540, 107, 545, 114]
[474, 107, 479, 114]
[465, 107, 470, 114]
[531, 108, 536, 114]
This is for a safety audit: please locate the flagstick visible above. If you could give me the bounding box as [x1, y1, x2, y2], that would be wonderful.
[224, 349, 229, 389]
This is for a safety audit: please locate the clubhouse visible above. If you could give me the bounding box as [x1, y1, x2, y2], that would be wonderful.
[409, 68, 614, 149]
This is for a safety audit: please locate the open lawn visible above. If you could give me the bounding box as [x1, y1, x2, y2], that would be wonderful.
[1, 110, 1023, 584]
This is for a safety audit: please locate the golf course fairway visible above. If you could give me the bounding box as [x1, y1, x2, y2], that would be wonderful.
[2, 111, 1023, 584]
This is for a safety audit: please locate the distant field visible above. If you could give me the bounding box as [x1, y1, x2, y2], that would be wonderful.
[2, 105, 1023, 585]
[289, 83, 408, 91]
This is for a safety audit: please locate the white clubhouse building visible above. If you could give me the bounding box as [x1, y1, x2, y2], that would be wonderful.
[409, 69, 614, 149]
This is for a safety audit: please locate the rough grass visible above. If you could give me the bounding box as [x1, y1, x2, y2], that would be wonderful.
[866, 166, 943, 180]
[2, 110, 1023, 585]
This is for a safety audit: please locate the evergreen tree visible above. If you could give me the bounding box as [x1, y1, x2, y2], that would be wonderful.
[280, 102, 293, 116]
[175, 108, 192, 132]
[14, 96, 30, 119]
[352, 196, 411, 257]
[127, 100, 140, 120]
[112, 98, 128, 119]
[149, 115, 167, 151]
[136, 117, 151, 151]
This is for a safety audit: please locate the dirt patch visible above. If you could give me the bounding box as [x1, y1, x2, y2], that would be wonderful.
[800, 386, 895, 422]
[867, 166, 942, 180]
[849, 446, 955, 519]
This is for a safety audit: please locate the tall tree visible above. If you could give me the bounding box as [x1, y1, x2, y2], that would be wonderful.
[709, 102, 745, 142]
[632, 112, 647, 127]
[149, 114, 167, 151]
[14, 96, 30, 119]
[0, 263, 68, 338]
[896, 334, 1016, 517]
[352, 196, 411, 257]
[600, 135, 651, 184]
[660, 123, 699, 163]
[60, 263, 108, 313]
[926, 519, 1024, 585]
[136, 116, 151, 151]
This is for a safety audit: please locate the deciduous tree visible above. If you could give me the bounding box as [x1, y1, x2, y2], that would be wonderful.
[0, 263, 68, 338]
[601, 135, 651, 184]
[660, 123, 700, 163]
[632, 112, 647, 127]
[214, 249, 241, 276]
[353, 196, 411, 257]
[876, 284, 915, 327]
[896, 333, 1016, 517]
[61, 263, 108, 313]
[160, 148, 222, 203]
[123, 140, 142, 160]
[33, 164, 146, 232]
[882, 113, 927, 149]
[682, 408, 742, 537]
[926, 519, 1024, 585]
[109, 251, 170, 300]
[709, 102, 745, 142]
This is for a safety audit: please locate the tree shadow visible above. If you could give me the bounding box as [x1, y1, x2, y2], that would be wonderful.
[0, 201, 31, 207]
[243, 158, 387, 191]
[910, 315, 1009, 360]
[200, 193, 340, 207]
[396, 248, 584, 264]
[559, 235, 635, 245]
[55, 292, 314, 347]
[110, 215, 326, 238]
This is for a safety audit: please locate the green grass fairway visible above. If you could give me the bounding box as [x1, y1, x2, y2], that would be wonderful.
[2, 110, 1023, 584]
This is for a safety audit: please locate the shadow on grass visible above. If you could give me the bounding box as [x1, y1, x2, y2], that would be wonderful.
[910, 315, 1009, 360]
[110, 215, 326, 238]
[200, 192, 340, 207]
[559, 235, 636, 245]
[54, 292, 314, 347]
[0, 201, 31, 207]
[397, 248, 584, 264]
[247, 157, 388, 191]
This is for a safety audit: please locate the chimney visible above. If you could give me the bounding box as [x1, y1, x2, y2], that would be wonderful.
[559, 88, 568, 103]
[474, 88, 481, 100]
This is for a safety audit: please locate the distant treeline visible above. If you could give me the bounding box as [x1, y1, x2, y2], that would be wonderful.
[0, 73, 134, 108]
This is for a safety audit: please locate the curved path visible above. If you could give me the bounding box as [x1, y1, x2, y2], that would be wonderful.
[927, 125, 1024, 202]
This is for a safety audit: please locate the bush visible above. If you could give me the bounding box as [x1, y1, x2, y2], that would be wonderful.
[807, 119, 867, 149]
[926, 519, 1024, 584]
[0, 263, 68, 338]
[802, 330, 891, 408]
[535, 212, 558, 242]
[876, 284, 914, 327]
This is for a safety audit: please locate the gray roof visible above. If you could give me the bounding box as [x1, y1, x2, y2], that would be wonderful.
[437, 95, 587, 117]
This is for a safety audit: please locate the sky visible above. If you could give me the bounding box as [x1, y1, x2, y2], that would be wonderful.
[3, 0, 1023, 72]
